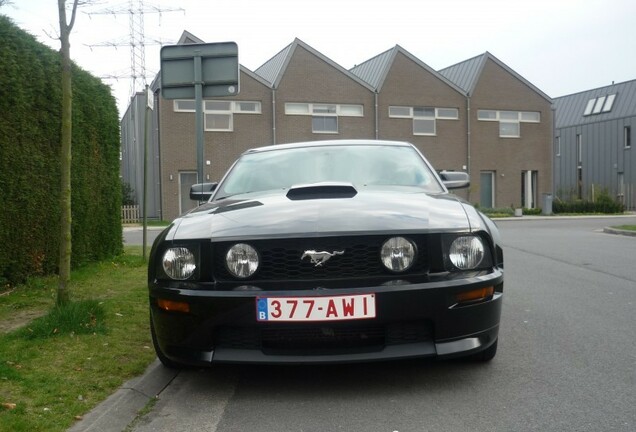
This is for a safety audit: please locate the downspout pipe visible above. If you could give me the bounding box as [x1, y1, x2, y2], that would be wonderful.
[374, 91, 379, 139]
[272, 89, 277, 145]
[466, 95, 472, 202]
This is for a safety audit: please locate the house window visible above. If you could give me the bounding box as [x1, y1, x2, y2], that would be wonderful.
[205, 113, 232, 131]
[312, 116, 338, 133]
[583, 94, 617, 116]
[173, 100, 262, 132]
[413, 107, 435, 136]
[603, 94, 616, 112]
[204, 100, 233, 131]
[500, 122, 520, 138]
[174, 100, 196, 112]
[477, 110, 497, 120]
[556, 136, 561, 156]
[284, 103, 363, 134]
[389, 106, 459, 136]
[436, 108, 459, 119]
[477, 110, 540, 138]
[625, 126, 632, 149]
[235, 102, 261, 113]
[389, 106, 411, 118]
[285, 103, 311, 115]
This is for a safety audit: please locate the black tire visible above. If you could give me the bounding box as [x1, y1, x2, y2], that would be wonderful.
[150, 314, 184, 369]
[471, 338, 498, 362]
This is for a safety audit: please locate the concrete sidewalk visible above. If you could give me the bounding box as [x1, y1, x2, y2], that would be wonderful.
[68, 360, 179, 432]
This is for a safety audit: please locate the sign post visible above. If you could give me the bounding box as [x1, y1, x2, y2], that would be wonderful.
[160, 42, 239, 186]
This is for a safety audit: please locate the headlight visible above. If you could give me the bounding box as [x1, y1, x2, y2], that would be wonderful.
[162, 247, 196, 280]
[226, 243, 259, 279]
[381, 237, 416, 272]
[449, 236, 485, 270]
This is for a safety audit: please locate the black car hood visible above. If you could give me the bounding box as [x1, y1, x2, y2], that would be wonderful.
[166, 188, 481, 241]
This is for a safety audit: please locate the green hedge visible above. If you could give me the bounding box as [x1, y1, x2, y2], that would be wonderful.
[0, 16, 122, 287]
[553, 198, 625, 214]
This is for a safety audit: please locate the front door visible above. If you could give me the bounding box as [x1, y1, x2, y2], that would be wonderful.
[480, 171, 495, 208]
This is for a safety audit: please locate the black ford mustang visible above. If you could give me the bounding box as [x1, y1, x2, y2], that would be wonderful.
[149, 140, 503, 367]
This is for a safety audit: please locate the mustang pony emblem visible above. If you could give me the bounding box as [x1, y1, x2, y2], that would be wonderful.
[301, 250, 345, 267]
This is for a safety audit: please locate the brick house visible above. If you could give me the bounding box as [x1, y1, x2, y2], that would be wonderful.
[121, 33, 554, 220]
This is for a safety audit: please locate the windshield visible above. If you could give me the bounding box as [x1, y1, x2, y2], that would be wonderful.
[216, 144, 443, 198]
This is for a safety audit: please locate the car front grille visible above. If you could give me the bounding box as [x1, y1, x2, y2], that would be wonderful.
[212, 235, 430, 281]
[214, 320, 433, 354]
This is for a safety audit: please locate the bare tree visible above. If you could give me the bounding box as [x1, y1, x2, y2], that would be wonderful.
[57, 0, 80, 306]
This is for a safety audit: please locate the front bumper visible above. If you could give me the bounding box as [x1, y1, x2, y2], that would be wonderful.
[149, 270, 503, 365]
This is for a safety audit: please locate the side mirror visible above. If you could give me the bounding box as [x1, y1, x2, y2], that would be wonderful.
[439, 171, 470, 190]
[189, 182, 218, 202]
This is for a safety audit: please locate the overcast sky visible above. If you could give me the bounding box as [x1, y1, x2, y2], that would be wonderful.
[3, 0, 635, 116]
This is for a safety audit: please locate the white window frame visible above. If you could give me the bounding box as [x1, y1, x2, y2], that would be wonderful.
[602, 94, 616, 113]
[338, 104, 364, 117]
[312, 116, 338, 134]
[520, 111, 541, 123]
[285, 102, 363, 134]
[174, 100, 262, 113]
[389, 106, 458, 136]
[556, 136, 561, 156]
[499, 121, 520, 138]
[173, 100, 196, 112]
[285, 103, 311, 115]
[204, 100, 233, 132]
[413, 118, 436, 136]
[205, 112, 233, 132]
[388, 106, 412, 118]
[436, 108, 459, 120]
[477, 110, 540, 138]
[477, 110, 498, 121]
[592, 96, 606, 114]
[584, 94, 617, 116]
[234, 101, 262, 114]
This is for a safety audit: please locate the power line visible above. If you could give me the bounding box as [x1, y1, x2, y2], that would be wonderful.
[83, 0, 184, 96]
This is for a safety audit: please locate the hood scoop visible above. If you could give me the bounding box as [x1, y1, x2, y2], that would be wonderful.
[286, 182, 358, 201]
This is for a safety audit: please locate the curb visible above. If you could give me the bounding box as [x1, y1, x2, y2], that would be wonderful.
[68, 359, 178, 432]
[494, 214, 636, 221]
[603, 227, 636, 237]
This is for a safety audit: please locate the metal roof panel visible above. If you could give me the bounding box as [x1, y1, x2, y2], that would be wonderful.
[554, 79, 636, 128]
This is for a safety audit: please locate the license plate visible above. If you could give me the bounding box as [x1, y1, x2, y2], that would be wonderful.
[256, 294, 376, 322]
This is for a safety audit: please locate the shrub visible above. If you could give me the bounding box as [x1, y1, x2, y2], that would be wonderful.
[0, 16, 122, 286]
[553, 189, 624, 214]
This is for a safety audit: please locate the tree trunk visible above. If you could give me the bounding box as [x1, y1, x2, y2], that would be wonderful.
[57, 0, 79, 306]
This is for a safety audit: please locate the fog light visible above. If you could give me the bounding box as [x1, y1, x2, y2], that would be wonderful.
[455, 286, 494, 304]
[157, 298, 190, 313]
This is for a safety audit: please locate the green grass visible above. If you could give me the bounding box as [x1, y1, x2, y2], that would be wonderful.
[613, 225, 636, 231]
[0, 247, 155, 432]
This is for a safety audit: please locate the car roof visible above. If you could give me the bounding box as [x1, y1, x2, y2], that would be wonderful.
[243, 139, 414, 155]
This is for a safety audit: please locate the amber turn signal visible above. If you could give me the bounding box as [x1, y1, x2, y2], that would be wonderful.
[157, 298, 190, 313]
[455, 286, 494, 304]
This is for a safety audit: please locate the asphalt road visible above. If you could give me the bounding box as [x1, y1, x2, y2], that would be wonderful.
[124, 217, 636, 432]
